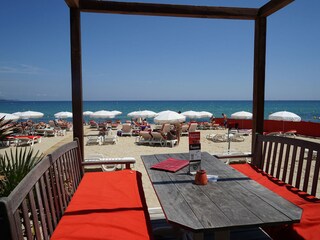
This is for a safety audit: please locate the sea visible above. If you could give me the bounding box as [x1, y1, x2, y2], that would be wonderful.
[1, 100, 320, 123]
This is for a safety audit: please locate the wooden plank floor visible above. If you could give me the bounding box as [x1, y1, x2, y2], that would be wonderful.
[149, 208, 271, 240]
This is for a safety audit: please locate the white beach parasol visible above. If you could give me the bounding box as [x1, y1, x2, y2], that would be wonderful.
[111, 110, 122, 116]
[230, 111, 253, 119]
[198, 111, 213, 118]
[154, 110, 186, 124]
[269, 111, 301, 131]
[181, 110, 202, 119]
[54, 111, 73, 119]
[13, 111, 44, 119]
[128, 110, 157, 119]
[230, 111, 252, 129]
[83, 111, 93, 116]
[90, 110, 115, 119]
[268, 111, 301, 122]
[0, 113, 19, 121]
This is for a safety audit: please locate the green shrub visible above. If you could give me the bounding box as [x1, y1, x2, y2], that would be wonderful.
[0, 147, 43, 197]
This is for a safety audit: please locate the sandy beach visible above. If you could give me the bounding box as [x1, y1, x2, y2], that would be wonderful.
[2, 125, 319, 209]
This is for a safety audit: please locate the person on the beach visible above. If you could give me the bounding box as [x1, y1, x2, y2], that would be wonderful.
[174, 122, 182, 145]
[222, 113, 228, 128]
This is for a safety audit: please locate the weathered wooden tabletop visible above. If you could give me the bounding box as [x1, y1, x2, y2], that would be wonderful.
[141, 152, 302, 238]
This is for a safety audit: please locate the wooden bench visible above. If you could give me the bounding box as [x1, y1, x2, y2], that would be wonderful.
[219, 135, 320, 240]
[0, 140, 153, 240]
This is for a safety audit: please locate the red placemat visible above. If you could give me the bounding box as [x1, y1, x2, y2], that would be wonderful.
[151, 158, 189, 172]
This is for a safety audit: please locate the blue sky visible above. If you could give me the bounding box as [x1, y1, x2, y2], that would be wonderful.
[0, 0, 319, 101]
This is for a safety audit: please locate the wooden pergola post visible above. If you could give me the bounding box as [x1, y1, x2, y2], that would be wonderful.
[70, 7, 84, 157]
[252, 16, 267, 146]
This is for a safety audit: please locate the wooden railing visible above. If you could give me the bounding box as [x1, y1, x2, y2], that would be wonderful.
[0, 139, 137, 240]
[0, 140, 83, 240]
[252, 135, 320, 197]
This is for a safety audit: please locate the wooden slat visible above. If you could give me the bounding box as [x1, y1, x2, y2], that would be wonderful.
[80, 0, 259, 20]
[49, 163, 62, 220]
[35, 182, 49, 240]
[66, 150, 77, 195]
[28, 190, 42, 239]
[52, 162, 64, 218]
[303, 148, 313, 193]
[21, 199, 33, 240]
[295, 147, 305, 189]
[282, 144, 291, 182]
[57, 159, 67, 208]
[13, 210, 24, 239]
[45, 170, 57, 228]
[259, 0, 294, 17]
[270, 141, 279, 176]
[312, 152, 320, 196]
[40, 176, 54, 235]
[275, 142, 285, 179]
[288, 145, 298, 185]
[265, 141, 273, 173]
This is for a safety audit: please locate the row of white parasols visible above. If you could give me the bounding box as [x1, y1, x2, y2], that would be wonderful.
[0, 110, 302, 123]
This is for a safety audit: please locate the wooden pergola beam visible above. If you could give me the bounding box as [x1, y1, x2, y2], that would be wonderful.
[259, 0, 294, 17]
[65, 0, 79, 8]
[79, 0, 259, 20]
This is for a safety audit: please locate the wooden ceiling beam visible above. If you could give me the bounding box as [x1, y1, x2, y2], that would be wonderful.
[259, 0, 294, 17]
[65, 0, 79, 8]
[79, 0, 259, 20]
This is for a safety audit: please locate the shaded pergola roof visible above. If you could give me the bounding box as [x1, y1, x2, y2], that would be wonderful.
[64, 0, 294, 157]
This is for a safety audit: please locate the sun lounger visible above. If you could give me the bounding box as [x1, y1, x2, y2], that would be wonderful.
[264, 131, 283, 136]
[150, 132, 177, 147]
[121, 123, 132, 136]
[230, 133, 245, 142]
[86, 135, 102, 145]
[135, 131, 153, 145]
[209, 133, 228, 142]
[101, 135, 118, 144]
[84, 154, 136, 171]
[283, 129, 297, 138]
[188, 122, 198, 133]
[180, 124, 189, 136]
[15, 137, 35, 147]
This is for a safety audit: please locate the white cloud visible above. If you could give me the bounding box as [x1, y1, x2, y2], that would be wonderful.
[0, 63, 43, 74]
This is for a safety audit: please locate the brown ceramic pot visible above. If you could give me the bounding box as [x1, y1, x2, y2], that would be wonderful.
[195, 169, 208, 185]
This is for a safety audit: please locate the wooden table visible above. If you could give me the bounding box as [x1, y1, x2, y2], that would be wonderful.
[141, 152, 302, 239]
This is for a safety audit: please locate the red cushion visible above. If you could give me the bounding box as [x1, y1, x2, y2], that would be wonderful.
[231, 163, 320, 240]
[51, 170, 153, 240]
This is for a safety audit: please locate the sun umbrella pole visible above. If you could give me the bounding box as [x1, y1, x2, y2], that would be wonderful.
[228, 128, 231, 153]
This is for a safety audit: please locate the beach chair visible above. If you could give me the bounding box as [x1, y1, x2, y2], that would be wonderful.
[188, 122, 198, 133]
[283, 130, 297, 138]
[101, 135, 118, 144]
[180, 124, 189, 136]
[265, 131, 283, 136]
[211, 133, 228, 142]
[15, 136, 35, 147]
[160, 123, 171, 135]
[86, 135, 102, 145]
[121, 123, 132, 136]
[135, 131, 152, 145]
[230, 133, 245, 142]
[150, 132, 167, 146]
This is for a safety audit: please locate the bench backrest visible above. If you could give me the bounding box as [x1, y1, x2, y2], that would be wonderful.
[0, 140, 83, 240]
[252, 135, 320, 197]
